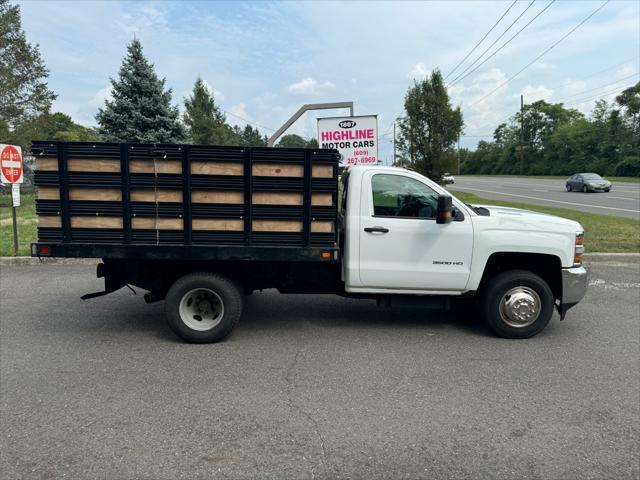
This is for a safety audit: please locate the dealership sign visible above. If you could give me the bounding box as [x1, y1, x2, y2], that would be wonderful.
[318, 115, 378, 166]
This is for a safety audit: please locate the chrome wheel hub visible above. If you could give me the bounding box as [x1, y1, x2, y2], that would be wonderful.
[499, 286, 541, 328]
[178, 288, 224, 331]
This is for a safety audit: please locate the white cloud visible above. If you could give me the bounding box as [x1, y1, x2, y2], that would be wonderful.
[199, 79, 225, 101]
[560, 79, 588, 97]
[226, 103, 251, 127]
[89, 85, 113, 108]
[615, 64, 637, 78]
[450, 68, 511, 134]
[522, 84, 554, 102]
[117, 5, 169, 36]
[286, 78, 335, 96]
[407, 63, 430, 80]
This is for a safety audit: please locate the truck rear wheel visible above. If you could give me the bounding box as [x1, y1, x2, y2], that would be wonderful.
[165, 272, 243, 343]
[481, 270, 554, 339]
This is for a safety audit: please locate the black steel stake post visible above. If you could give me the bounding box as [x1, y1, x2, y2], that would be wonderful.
[12, 200, 18, 256]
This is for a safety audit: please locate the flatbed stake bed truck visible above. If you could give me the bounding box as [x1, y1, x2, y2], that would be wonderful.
[31, 141, 589, 342]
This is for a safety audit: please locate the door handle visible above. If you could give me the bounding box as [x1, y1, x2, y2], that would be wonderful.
[364, 226, 389, 233]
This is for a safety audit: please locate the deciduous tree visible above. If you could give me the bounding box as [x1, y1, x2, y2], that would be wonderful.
[398, 69, 463, 182]
[0, 0, 56, 129]
[276, 134, 316, 148]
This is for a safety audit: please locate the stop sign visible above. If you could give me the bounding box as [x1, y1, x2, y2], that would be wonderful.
[0, 144, 23, 184]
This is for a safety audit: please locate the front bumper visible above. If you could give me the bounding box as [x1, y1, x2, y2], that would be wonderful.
[559, 265, 589, 319]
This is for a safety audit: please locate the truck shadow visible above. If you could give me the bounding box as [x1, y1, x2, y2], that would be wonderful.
[239, 291, 492, 338]
[58, 289, 492, 342]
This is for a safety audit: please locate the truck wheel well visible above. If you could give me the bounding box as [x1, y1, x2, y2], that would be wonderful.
[479, 252, 562, 300]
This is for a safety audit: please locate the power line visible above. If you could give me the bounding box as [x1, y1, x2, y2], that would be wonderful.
[565, 85, 633, 105]
[222, 109, 276, 132]
[464, 85, 631, 141]
[463, 58, 639, 135]
[574, 56, 639, 82]
[448, 0, 538, 85]
[444, 0, 518, 80]
[450, 0, 556, 86]
[553, 73, 639, 102]
[464, 0, 611, 111]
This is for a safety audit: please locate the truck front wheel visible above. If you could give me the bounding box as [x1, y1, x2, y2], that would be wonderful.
[481, 270, 554, 339]
[165, 272, 243, 343]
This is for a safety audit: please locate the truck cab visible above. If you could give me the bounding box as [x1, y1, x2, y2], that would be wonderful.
[339, 166, 588, 338]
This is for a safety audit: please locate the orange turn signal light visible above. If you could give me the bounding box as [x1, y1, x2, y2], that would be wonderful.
[321, 250, 331, 260]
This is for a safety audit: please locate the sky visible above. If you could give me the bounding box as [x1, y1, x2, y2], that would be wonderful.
[18, 0, 640, 164]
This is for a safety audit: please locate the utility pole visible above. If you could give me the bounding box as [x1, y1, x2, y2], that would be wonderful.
[393, 120, 396, 166]
[520, 94, 524, 176]
[457, 134, 461, 175]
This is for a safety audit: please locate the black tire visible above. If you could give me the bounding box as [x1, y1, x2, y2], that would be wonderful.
[604, 188, 610, 192]
[165, 272, 243, 343]
[566, 184, 572, 192]
[582, 185, 588, 193]
[480, 270, 554, 339]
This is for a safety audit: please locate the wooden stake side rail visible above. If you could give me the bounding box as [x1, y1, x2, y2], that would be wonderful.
[32, 141, 340, 254]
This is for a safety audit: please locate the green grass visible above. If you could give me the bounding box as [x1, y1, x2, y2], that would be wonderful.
[462, 174, 640, 183]
[450, 190, 640, 253]
[0, 193, 37, 256]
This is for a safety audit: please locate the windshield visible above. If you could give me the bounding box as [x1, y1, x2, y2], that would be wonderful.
[582, 174, 603, 180]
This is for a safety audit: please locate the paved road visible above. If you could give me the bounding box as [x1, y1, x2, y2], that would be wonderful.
[1, 263, 639, 479]
[447, 176, 640, 220]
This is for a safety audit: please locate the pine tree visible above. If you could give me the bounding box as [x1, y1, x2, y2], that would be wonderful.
[239, 125, 266, 147]
[96, 39, 184, 143]
[0, 0, 56, 129]
[183, 77, 235, 145]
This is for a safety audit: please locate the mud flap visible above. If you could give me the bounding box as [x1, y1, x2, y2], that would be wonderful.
[80, 262, 126, 300]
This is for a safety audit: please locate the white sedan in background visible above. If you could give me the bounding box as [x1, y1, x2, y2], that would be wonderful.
[441, 173, 455, 184]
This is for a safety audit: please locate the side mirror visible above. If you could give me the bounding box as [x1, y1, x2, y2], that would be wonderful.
[436, 195, 453, 224]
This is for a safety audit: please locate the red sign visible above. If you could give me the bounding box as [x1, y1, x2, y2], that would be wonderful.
[0, 144, 23, 184]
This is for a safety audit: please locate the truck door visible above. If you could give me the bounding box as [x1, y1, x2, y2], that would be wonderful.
[358, 171, 473, 291]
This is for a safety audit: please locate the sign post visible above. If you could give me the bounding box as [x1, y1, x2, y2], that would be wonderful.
[1, 144, 24, 256]
[317, 115, 378, 167]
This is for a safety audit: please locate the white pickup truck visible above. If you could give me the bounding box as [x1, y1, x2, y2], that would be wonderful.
[32, 147, 589, 343]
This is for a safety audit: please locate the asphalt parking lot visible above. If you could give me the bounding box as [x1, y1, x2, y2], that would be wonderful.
[1, 262, 639, 479]
[448, 176, 640, 219]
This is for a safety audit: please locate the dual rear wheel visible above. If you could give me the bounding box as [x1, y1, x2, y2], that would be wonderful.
[165, 273, 244, 343]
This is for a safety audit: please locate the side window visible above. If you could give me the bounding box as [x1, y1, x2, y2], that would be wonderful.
[371, 174, 439, 219]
